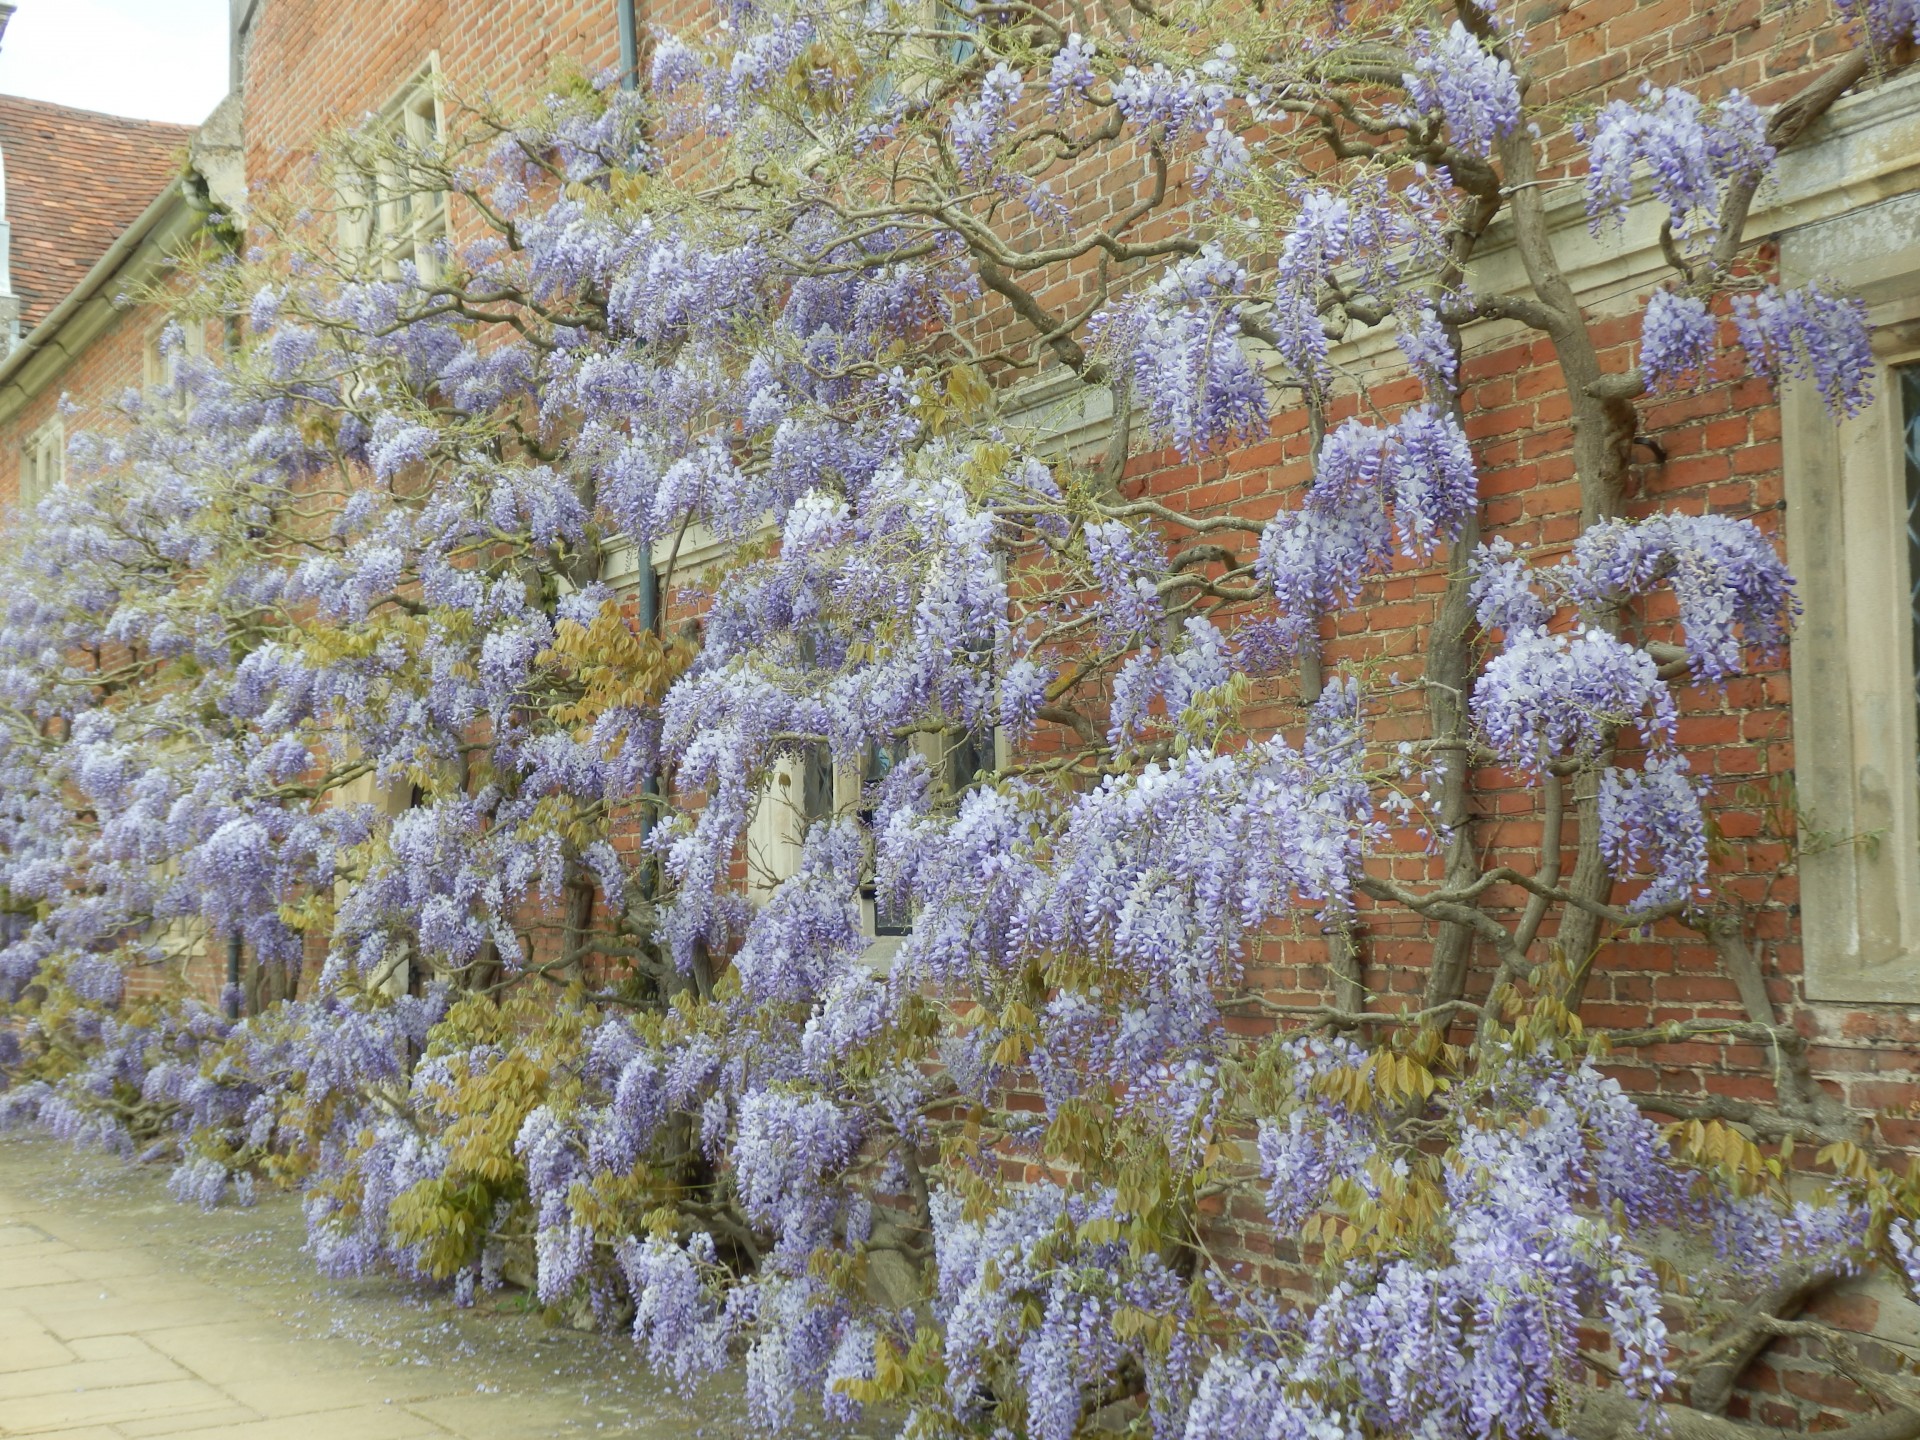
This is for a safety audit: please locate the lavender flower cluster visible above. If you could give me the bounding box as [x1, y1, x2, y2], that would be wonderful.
[1400, 22, 1521, 158]
[1732, 280, 1877, 419]
[1091, 246, 1268, 456]
[1580, 85, 1774, 244]
[1255, 407, 1478, 650]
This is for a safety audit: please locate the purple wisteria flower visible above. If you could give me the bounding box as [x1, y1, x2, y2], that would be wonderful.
[1468, 537, 1551, 634]
[1563, 511, 1796, 680]
[1473, 626, 1674, 765]
[6, 34, 1913, 1440]
[617, 1232, 733, 1387]
[1581, 85, 1775, 242]
[1047, 33, 1097, 109]
[951, 64, 1024, 179]
[1401, 22, 1521, 158]
[1599, 754, 1710, 911]
[1836, 0, 1920, 48]
[1732, 280, 1875, 418]
[1891, 1217, 1920, 1300]
[1641, 287, 1716, 389]
[1090, 245, 1267, 455]
[1256, 407, 1478, 647]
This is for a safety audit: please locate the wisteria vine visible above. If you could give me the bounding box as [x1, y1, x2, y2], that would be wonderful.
[4, 1, 1920, 1438]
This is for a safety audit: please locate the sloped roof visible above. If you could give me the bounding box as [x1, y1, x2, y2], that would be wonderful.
[0, 95, 194, 331]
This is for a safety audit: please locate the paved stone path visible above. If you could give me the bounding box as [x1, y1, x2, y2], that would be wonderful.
[0, 1135, 798, 1440]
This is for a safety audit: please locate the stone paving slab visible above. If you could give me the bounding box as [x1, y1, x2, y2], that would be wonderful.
[0, 1330, 73, 1375]
[0, 1353, 196, 1402]
[114, 1407, 266, 1438]
[0, 1133, 850, 1439]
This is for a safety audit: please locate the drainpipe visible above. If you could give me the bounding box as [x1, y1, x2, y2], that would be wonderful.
[616, 0, 662, 887]
[0, 4, 17, 355]
[617, 0, 641, 93]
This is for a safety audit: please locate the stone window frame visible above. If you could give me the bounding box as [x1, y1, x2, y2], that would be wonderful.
[624, 524, 1003, 967]
[20, 414, 62, 508]
[142, 317, 208, 399]
[748, 723, 1003, 960]
[1782, 187, 1920, 1002]
[337, 58, 450, 285]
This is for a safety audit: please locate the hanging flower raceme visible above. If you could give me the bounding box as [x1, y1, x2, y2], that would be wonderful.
[1256, 408, 1478, 649]
[1003, 677, 1377, 995]
[1561, 511, 1797, 681]
[1640, 287, 1718, 389]
[1732, 279, 1876, 418]
[1268, 175, 1456, 391]
[951, 63, 1025, 179]
[1090, 245, 1268, 456]
[1836, 0, 1920, 50]
[1111, 45, 1238, 145]
[932, 1184, 1204, 1440]
[1472, 625, 1675, 765]
[1599, 754, 1711, 911]
[1401, 21, 1522, 158]
[1579, 84, 1775, 243]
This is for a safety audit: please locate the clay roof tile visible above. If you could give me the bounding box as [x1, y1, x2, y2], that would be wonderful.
[0, 94, 196, 331]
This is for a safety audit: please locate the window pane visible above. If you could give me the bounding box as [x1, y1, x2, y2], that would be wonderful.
[937, 0, 977, 63]
[862, 741, 912, 934]
[947, 726, 992, 793]
[801, 741, 833, 826]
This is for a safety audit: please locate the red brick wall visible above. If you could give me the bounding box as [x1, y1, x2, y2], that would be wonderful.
[0, 305, 154, 508]
[240, 0, 626, 199]
[1096, 264, 1913, 1440]
[234, 0, 1920, 1177]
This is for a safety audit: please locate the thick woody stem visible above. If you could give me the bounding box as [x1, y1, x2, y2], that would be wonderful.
[1416, 175, 1501, 1005]
[1646, 911, 1867, 1143]
[560, 867, 596, 984]
[1574, 1390, 1920, 1440]
[1487, 58, 1639, 1000]
[1329, 921, 1364, 1016]
[1686, 1264, 1844, 1415]
[1711, 50, 1875, 274]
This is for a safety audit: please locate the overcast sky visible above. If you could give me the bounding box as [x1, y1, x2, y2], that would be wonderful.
[0, 0, 230, 126]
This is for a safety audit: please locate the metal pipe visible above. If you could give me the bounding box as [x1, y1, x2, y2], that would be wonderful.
[617, 0, 640, 92]
[616, 0, 662, 901]
[614, 0, 652, 635]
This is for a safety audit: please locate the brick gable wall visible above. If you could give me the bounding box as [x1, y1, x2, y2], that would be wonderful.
[239, 0, 624, 197]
